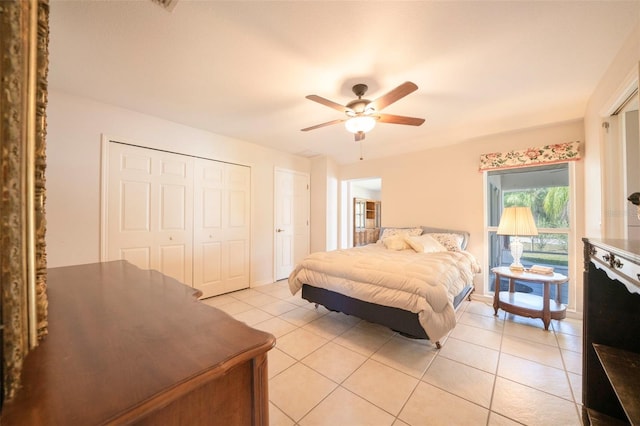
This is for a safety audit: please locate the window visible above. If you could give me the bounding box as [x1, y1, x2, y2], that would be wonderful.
[486, 163, 570, 304]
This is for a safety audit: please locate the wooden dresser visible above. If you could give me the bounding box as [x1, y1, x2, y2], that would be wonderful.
[582, 238, 640, 425]
[1, 261, 275, 425]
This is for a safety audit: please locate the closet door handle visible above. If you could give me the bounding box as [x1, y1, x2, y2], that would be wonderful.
[276, 228, 284, 233]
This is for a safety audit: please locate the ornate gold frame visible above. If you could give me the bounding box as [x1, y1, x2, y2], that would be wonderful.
[0, 0, 49, 402]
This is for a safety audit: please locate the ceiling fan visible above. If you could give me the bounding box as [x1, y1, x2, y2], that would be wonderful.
[301, 81, 425, 141]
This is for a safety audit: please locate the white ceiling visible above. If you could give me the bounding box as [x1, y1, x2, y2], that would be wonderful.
[48, 1, 640, 165]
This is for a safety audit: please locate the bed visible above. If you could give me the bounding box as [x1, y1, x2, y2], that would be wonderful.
[288, 226, 480, 348]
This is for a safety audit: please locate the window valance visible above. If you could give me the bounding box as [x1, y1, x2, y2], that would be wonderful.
[479, 141, 581, 172]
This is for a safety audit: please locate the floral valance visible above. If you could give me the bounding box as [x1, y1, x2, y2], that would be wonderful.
[479, 141, 581, 172]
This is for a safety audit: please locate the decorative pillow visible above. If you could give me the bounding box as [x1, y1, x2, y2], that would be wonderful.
[382, 234, 411, 251]
[379, 227, 423, 241]
[405, 234, 448, 253]
[427, 233, 464, 251]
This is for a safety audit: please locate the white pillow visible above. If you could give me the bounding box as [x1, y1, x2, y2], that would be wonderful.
[382, 234, 411, 251]
[426, 233, 464, 251]
[405, 234, 448, 253]
[379, 227, 423, 241]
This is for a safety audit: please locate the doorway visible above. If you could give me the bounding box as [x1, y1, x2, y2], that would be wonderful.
[345, 178, 382, 247]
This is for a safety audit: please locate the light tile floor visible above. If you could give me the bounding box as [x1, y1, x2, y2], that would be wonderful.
[201, 281, 583, 426]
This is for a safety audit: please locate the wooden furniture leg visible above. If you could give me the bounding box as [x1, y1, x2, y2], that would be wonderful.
[542, 281, 551, 330]
[493, 274, 500, 315]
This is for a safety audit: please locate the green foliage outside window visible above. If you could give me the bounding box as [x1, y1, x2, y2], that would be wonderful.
[503, 187, 569, 253]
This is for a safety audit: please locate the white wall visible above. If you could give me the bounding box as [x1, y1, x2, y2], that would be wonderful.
[351, 185, 381, 200]
[337, 120, 585, 306]
[322, 24, 640, 315]
[309, 155, 339, 253]
[46, 90, 310, 286]
[310, 157, 328, 254]
[45, 21, 640, 305]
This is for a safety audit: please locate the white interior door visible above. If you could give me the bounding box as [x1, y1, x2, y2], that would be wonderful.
[275, 169, 309, 280]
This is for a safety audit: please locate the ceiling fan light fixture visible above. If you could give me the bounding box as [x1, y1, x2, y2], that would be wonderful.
[345, 116, 376, 134]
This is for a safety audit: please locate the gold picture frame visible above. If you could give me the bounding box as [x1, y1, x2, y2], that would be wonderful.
[0, 0, 49, 402]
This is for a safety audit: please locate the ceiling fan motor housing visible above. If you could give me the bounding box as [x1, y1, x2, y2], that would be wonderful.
[346, 84, 374, 115]
[346, 99, 373, 116]
[352, 84, 368, 98]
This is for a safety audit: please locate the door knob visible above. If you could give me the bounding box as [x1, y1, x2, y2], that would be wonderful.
[276, 228, 284, 232]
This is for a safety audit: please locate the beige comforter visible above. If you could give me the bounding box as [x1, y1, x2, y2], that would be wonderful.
[288, 243, 481, 342]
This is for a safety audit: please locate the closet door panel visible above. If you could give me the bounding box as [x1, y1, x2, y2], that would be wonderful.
[159, 244, 187, 284]
[121, 181, 151, 232]
[193, 160, 225, 297]
[227, 241, 247, 277]
[159, 184, 187, 230]
[120, 247, 151, 271]
[155, 154, 193, 285]
[228, 190, 247, 228]
[107, 144, 155, 265]
[203, 188, 223, 229]
[201, 242, 222, 282]
[223, 165, 250, 292]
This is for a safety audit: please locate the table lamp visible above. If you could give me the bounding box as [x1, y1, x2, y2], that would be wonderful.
[497, 206, 538, 271]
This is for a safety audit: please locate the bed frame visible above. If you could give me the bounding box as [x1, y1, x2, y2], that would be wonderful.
[302, 284, 474, 349]
[301, 226, 475, 349]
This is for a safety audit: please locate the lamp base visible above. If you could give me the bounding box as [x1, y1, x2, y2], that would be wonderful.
[509, 264, 525, 272]
[509, 238, 525, 272]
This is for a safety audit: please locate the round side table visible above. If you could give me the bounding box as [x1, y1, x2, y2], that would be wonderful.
[492, 266, 568, 330]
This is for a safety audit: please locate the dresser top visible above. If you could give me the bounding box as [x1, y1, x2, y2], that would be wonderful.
[1, 261, 275, 424]
[583, 238, 640, 264]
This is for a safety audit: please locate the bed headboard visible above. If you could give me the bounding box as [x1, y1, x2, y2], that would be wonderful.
[379, 226, 470, 250]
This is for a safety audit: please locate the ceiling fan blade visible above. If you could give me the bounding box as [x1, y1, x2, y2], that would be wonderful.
[305, 95, 348, 113]
[372, 82, 418, 111]
[377, 113, 425, 126]
[301, 119, 345, 132]
[354, 131, 365, 142]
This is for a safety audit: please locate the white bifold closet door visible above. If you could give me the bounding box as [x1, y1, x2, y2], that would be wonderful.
[193, 158, 250, 298]
[105, 142, 250, 297]
[106, 142, 194, 285]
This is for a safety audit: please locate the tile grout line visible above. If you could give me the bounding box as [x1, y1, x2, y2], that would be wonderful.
[213, 284, 583, 425]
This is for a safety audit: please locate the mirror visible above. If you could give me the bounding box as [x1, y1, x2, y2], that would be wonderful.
[602, 81, 639, 240]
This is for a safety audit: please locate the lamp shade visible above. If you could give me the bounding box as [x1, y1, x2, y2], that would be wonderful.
[345, 116, 376, 134]
[497, 207, 538, 236]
